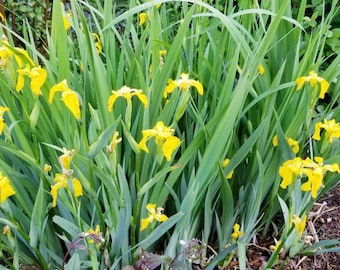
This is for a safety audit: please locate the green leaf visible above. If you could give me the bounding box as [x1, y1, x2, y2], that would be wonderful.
[29, 180, 45, 248]
[278, 196, 290, 226]
[205, 243, 237, 270]
[219, 174, 234, 247]
[138, 165, 176, 196]
[137, 212, 184, 250]
[88, 117, 120, 158]
[65, 253, 81, 270]
[300, 239, 340, 255]
[52, 216, 81, 238]
[50, 0, 70, 81]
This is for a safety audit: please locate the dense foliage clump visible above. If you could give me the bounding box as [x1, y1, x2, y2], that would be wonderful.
[0, 0, 339, 269]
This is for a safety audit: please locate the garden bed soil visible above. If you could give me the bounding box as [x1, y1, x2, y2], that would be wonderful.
[224, 186, 340, 270]
[291, 185, 340, 270]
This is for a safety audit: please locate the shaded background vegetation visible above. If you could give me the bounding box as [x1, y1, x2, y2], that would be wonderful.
[0, 0, 339, 55]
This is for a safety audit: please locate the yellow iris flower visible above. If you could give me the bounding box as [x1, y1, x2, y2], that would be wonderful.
[0, 172, 15, 203]
[0, 46, 13, 68]
[163, 73, 203, 98]
[138, 121, 181, 161]
[140, 203, 168, 231]
[85, 225, 105, 245]
[62, 12, 72, 31]
[16, 66, 47, 95]
[231, 223, 244, 241]
[92, 33, 102, 54]
[159, 50, 167, 58]
[138, 1, 161, 26]
[279, 157, 304, 189]
[58, 147, 75, 172]
[291, 215, 307, 235]
[222, 158, 234, 179]
[295, 70, 329, 99]
[50, 147, 83, 207]
[44, 164, 52, 174]
[50, 173, 83, 207]
[312, 119, 340, 143]
[0, 41, 46, 94]
[149, 50, 167, 78]
[279, 156, 339, 198]
[106, 131, 122, 154]
[0, 41, 35, 69]
[3, 225, 11, 235]
[258, 64, 265, 75]
[49, 80, 81, 120]
[300, 157, 339, 198]
[269, 240, 282, 253]
[272, 135, 299, 154]
[0, 106, 9, 135]
[139, 12, 149, 26]
[107, 85, 148, 112]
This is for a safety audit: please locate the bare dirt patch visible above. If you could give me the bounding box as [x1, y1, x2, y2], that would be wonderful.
[222, 186, 340, 270]
[290, 185, 340, 270]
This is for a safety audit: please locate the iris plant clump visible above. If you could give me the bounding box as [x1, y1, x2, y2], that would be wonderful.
[0, 0, 339, 269]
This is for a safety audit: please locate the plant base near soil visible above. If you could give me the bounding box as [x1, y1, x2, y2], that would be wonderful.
[223, 186, 340, 270]
[291, 186, 340, 270]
